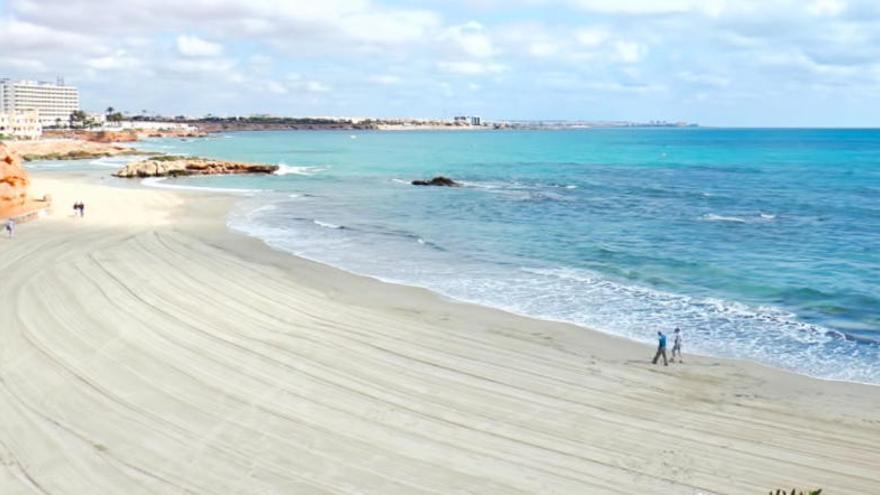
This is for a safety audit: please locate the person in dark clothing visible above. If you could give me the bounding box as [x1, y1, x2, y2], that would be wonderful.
[652, 331, 668, 366]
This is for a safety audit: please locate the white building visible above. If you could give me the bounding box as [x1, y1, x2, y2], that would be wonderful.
[453, 115, 482, 126]
[104, 120, 197, 132]
[0, 110, 42, 139]
[0, 78, 80, 127]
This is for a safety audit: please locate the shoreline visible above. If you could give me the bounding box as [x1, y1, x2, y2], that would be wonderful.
[138, 169, 877, 388]
[3, 170, 879, 493]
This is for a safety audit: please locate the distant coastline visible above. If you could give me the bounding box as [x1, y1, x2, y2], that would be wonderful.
[125, 116, 699, 133]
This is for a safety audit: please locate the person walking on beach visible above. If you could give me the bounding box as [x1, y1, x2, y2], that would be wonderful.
[5, 218, 14, 238]
[671, 327, 683, 363]
[652, 330, 668, 366]
[79, 201, 85, 218]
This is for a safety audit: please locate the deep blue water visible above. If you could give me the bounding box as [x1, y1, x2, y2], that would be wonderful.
[121, 129, 880, 383]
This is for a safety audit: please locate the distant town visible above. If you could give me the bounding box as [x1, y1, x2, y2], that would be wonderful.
[0, 77, 697, 140]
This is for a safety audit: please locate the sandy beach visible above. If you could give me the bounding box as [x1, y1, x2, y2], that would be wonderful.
[0, 172, 878, 494]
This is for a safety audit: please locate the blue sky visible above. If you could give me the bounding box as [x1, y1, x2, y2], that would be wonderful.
[1, 0, 879, 126]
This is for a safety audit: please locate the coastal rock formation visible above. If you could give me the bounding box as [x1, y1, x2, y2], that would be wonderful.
[44, 129, 208, 141]
[5, 138, 141, 161]
[83, 131, 139, 143]
[114, 157, 279, 178]
[0, 143, 30, 218]
[411, 176, 460, 187]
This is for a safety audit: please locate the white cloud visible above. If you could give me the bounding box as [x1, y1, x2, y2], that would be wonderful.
[574, 27, 609, 47]
[568, 0, 730, 16]
[338, 10, 441, 44]
[265, 81, 289, 94]
[528, 41, 559, 57]
[303, 81, 331, 93]
[176, 35, 224, 57]
[807, 0, 847, 16]
[3, 0, 880, 124]
[86, 53, 143, 70]
[167, 58, 237, 74]
[437, 61, 507, 75]
[442, 21, 496, 58]
[677, 71, 731, 88]
[613, 41, 646, 63]
[368, 74, 402, 85]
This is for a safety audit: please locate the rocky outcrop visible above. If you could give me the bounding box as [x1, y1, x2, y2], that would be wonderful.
[113, 157, 279, 178]
[6, 138, 141, 161]
[411, 176, 460, 187]
[0, 143, 30, 218]
[83, 131, 140, 143]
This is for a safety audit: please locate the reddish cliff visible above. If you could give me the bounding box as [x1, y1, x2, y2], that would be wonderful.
[0, 143, 30, 218]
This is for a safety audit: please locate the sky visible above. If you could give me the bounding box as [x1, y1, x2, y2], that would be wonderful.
[1, 0, 879, 126]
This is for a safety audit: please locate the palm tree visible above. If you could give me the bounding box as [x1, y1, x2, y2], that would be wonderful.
[106, 106, 114, 116]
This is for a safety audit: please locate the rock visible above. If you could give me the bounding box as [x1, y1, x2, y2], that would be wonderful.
[411, 176, 460, 187]
[83, 131, 139, 143]
[0, 143, 30, 218]
[113, 157, 279, 178]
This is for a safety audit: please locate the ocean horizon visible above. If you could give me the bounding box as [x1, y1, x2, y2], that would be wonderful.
[97, 128, 880, 384]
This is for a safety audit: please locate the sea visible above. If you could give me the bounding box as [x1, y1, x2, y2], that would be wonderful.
[38, 129, 880, 384]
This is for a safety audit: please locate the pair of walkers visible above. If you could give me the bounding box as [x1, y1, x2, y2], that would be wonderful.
[73, 201, 86, 217]
[652, 327, 683, 365]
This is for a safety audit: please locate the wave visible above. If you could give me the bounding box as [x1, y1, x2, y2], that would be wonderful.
[229, 205, 880, 384]
[702, 212, 779, 223]
[90, 156, 139, 168]
[313, 220, 343, 229]
[701, 213, 748, 223]
[140, 177, 263, 194]
[274, 164, 327, 176]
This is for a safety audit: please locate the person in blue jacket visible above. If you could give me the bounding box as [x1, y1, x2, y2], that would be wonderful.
[652, 330, 668, 366]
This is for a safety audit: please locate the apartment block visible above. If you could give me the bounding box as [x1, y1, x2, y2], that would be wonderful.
[0, 110, 42, 139]
[0, 78, 80, 127]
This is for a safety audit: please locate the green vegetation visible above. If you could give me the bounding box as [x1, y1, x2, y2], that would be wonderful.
[148, 155, 197, 162]
[21, 151, 113, 161]
[69, 110, 102, 129]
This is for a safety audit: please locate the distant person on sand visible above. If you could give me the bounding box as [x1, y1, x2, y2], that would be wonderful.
[652, 330, 668, 366]
[671, 327, 683, 363]
[80, 202, 85, 218]
[5, 218, 14, 238]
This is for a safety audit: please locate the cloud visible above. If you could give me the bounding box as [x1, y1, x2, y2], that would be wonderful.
[574, 27, 610, 47]
[442, 21, 496, 58]
[86, 52, 143, 70]
[437, 61, 507, 75]
[176, 35, 224, 57]
[612, 41, 646, 63]
[368, 74, 402, 85]
[807, 0, 847, 16]
[677, 71, 731, 88]
[3, 0, 880, 124]
[567, 0, 729, 16]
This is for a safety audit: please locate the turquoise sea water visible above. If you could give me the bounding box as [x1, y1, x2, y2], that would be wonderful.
[125, 129, 880, 383]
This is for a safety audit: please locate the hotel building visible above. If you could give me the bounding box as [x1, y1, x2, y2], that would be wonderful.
[0, 78, 80, 127]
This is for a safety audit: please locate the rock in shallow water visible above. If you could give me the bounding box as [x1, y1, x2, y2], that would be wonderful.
[411, 176, 460, 187]
[114, 157, 279, 178]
